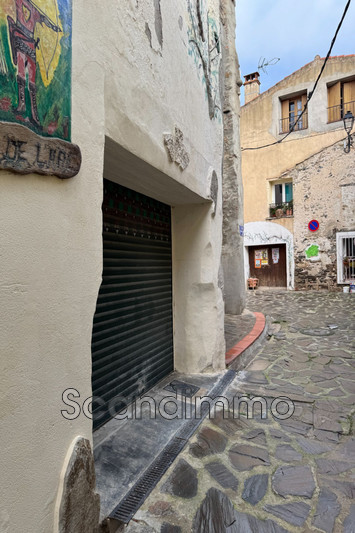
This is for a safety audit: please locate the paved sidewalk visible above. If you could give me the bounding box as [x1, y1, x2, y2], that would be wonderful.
[224, 311, 256, 352]
[121, 291, 355, 533]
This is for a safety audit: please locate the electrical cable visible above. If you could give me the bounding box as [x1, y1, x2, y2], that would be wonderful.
[241, 0, 352, 152]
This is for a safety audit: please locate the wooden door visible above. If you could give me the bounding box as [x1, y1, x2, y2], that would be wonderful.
[249, 244, 287, 287]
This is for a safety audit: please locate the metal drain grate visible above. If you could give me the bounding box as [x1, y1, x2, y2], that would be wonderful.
[109, 437, 187, 523]
[209, 369, 236, 398]
[175, 417, 203, 440]
[109, 369, 237, 524]
[164, 380, 200, 397]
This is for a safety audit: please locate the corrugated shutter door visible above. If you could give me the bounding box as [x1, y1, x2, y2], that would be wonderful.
[92, 179, 174, 430]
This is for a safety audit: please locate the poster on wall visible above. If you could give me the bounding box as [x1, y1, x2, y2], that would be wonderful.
[0, 0, 81, 178]
[272, 248, 280, 264]
[255, 249, 268, 267]
[258, 249, 268, 266]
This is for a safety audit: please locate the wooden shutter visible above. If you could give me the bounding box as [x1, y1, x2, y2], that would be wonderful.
[343, 81, 355, 113]
[328, 82, 341, 122]
[281, 100, 289, 133]
[301, 94, 308, 128]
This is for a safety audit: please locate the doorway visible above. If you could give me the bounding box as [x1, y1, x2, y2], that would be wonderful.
[248, 244, 287, 287]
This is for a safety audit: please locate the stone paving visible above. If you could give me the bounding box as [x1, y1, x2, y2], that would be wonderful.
[124, 291, 355, 533]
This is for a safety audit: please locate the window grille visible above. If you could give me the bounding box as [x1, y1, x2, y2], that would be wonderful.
[337, 232, 355, 283]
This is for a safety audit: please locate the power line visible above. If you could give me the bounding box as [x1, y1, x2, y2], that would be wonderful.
[241, 0, 352, 152]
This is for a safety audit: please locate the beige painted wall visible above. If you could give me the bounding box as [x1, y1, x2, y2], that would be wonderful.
[241, 56, 355, 225]
[0, 1, 104, 532]
[1, 1, 230, 531]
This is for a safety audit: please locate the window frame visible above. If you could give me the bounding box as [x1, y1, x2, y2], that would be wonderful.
[271, 181, 293, 204]
[336, 231, 355, 284]
[327, 78, 355, 124]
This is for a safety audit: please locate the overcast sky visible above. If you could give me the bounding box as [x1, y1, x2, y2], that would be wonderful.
[236, 0, 355, 104]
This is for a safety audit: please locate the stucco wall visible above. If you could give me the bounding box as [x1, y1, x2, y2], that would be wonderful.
[103, 0, 224, 201]
[0, 1, 104, 532]
[102, 0, 226, 374]
[1, 1, 231, 531]
[241, 56, 355, 224]
[291, 141, 355, 288]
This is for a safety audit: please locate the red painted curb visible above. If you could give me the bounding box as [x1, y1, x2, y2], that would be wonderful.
[226, 312, 266, 366]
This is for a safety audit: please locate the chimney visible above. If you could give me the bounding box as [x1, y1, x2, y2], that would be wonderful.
[244, 72, 260, 104]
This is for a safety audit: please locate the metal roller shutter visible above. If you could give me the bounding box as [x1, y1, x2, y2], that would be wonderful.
[92, 179, 174, 430]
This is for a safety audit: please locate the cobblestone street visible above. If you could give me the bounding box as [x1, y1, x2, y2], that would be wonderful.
[124, 291, 355, 533]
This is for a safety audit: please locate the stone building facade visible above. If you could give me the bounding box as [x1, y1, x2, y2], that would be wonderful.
[292, 141, 355, 288]
[240, 55, 355, 290]
[0, 1, 244, 532]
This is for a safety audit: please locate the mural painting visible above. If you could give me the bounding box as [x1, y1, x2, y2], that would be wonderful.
[187, 0, 221, 120]
[0, 0, 80, 178]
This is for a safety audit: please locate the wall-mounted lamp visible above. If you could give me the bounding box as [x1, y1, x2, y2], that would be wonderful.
[343, 110, 354, 153]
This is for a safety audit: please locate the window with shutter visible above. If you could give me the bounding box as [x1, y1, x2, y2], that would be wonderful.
[328, 80, 355, 123]
[280, 93, 308, 133]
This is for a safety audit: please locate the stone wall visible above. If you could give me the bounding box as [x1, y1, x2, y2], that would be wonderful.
[220, 0, 245, 314]
[289, 140, 355, 288]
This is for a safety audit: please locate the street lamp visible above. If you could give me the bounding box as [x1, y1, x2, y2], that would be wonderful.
[343, 110, 354, 153]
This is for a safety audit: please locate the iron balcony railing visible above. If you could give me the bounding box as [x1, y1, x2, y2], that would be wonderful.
[327, 100, 355, 123]
[279, 112, 308, 134]
[269, 201, 293, 218]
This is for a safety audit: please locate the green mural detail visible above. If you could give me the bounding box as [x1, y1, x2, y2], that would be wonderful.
[305, 244, 319, 259]
[186, 0, 221, 120]
[0, 0, 72, 141]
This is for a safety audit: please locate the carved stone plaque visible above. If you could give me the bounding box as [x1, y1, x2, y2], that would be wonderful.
[0, 121, 81, 178]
